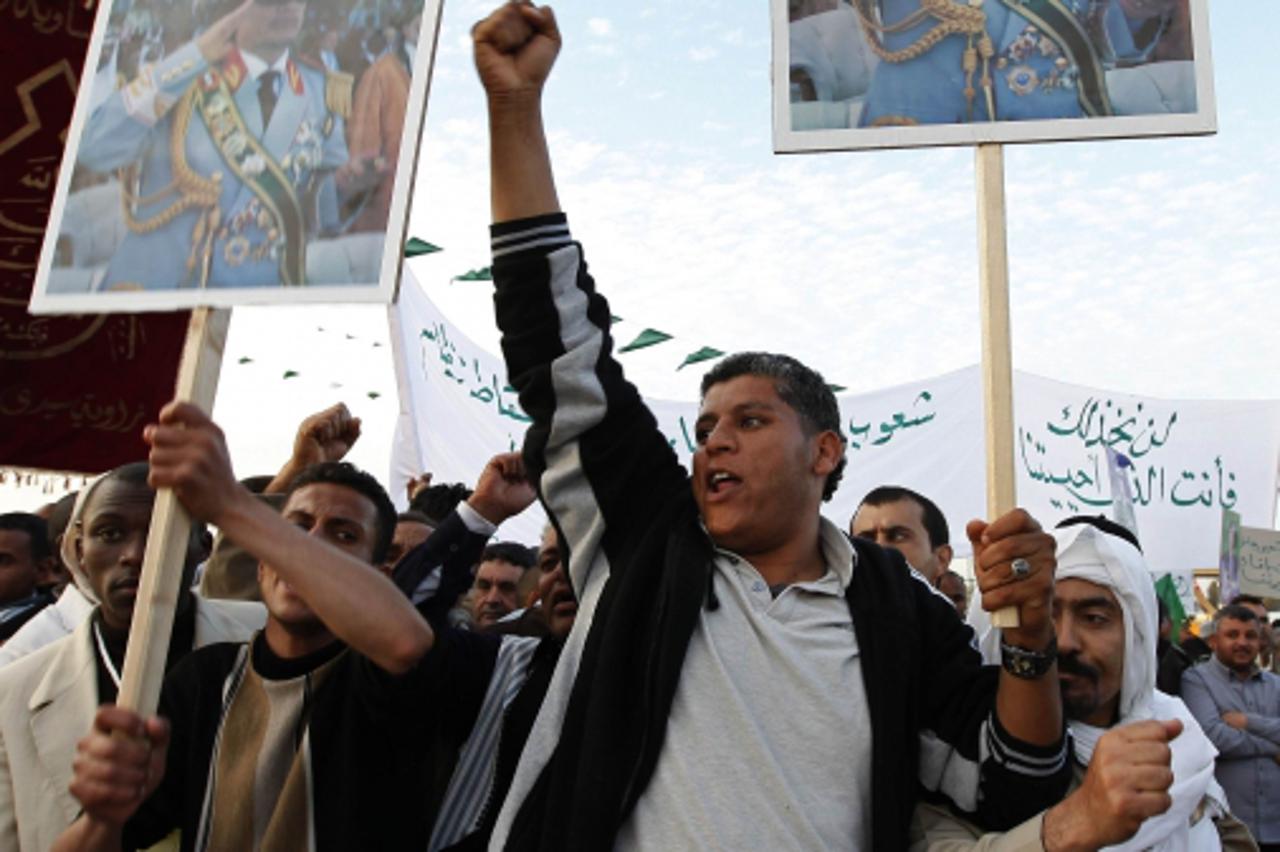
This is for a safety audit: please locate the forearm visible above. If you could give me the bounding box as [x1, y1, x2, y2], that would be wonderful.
[996, 666, 1064, 748]
[1189, 712, 1271, 756]
[913, 800, 1046, 852]
[1244, 713, 1280, 746]
[214, 489, 432, 673]
[79, 43, 207, 173]
[1040, 795, 1098, 852]
[489, 94, 560, 222]
[52, 816, 123, 852]
[1180, 677, 1272, 756]
[263, 459, 305, 495]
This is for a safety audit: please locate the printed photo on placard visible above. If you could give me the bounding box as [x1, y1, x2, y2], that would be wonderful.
[29, 0, 442, 313]
[773, 0, 1216, 152]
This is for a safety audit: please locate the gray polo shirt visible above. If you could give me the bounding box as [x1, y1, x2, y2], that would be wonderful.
[1181, 655, 1280, 844]
[615, 518, 872, 851]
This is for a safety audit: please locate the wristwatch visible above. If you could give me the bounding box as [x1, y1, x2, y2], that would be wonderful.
[1000, 634, 1058, 680]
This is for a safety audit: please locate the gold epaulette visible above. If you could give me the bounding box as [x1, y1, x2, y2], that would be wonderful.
[325, 70, 354, 119]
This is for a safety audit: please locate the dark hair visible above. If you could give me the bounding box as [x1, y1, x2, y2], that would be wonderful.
[1228, 593, 1266, 609]
[1215, 604, 1260, 626]
[410, 482, 472, 524]
[480, 541, 536, 571]
[396, 510, 434, 527]
[287, 462, 397, 565]
[858, 485, 950, 548]
[0, 513, 51, 562]
[103, 460, 151, 488]
[699, 352, 846, 501]
[1055, 515, 1143, 553]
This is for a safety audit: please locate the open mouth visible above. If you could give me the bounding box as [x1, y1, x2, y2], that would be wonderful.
[706, 470, 742, 498]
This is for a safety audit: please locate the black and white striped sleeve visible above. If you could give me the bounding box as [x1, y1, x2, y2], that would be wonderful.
[489, 214, 689, 600]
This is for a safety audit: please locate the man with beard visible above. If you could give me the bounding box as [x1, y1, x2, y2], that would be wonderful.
[914, 516, 1254, 851]
[1183, 604, 1280, 851]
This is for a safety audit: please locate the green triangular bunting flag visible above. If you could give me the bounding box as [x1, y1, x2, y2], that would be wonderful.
[619, 328, 673, 353]
[677, 347, 724, 370]
[453, 267, 493, 282]
[827, 384, 846, 393]
[283, 370, 299, 379]
[404, 237, 442, 257]
[238, 357, 253, 364]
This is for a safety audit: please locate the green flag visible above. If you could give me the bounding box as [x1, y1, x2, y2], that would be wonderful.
[453, 267, 493, 282]
[827, 384, 847, 394]
[619, 328, 673, 353]
[1154, 574, 1187, 640]
[404, 238, 442, 257]
[677, 346, 724, 370]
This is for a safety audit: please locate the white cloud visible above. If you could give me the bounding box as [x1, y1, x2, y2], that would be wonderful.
[193, 0, 1280, 514]
[588, 17, 614, 37]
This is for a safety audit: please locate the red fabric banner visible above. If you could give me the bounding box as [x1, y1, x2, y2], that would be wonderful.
[0, 1, 188, 474]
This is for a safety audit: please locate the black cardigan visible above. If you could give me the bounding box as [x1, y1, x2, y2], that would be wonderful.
[489, 213, 1070, 850]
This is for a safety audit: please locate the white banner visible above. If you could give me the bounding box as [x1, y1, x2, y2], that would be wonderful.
[1014, 375, 1280, 582]
[390, 270, 1280, 572]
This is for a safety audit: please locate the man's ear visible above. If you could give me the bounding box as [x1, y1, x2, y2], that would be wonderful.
[811, 431, 844, 478]
[935, 543, 954, 573]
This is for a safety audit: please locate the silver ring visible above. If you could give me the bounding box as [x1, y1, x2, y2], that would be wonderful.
[1010, 558, 1032, 579]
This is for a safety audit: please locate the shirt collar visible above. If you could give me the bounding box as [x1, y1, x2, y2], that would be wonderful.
[707, 517, 856, 591]
[241, 49, 291, 82]
[1209, 653, 1261, 681]
[819, 516, 856, 589]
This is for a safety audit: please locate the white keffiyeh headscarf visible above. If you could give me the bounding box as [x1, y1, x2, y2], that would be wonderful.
[59, 471, 112, 605]
[969, 522, 1230, 852]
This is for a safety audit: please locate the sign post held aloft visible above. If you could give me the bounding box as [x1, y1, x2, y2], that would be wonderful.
[115, 307, 229, 716]
[976, 143, 1019, 630]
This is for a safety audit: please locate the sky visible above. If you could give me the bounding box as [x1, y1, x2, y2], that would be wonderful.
[6, 0, 1280, 533]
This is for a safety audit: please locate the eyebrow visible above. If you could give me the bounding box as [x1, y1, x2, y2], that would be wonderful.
[1065, 596, 1120, 612]
[695, 401, 779, 427]
[85, 511, 135, 527]
[854, 523, 912, 538]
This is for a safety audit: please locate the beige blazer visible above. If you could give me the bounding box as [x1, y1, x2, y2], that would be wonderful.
[0, 596, 265, 851]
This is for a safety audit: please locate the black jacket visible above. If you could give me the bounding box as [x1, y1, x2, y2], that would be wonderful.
[489, 214, 1070, 851]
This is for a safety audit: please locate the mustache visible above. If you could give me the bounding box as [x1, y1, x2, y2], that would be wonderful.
[1057, 652, 1100, 683]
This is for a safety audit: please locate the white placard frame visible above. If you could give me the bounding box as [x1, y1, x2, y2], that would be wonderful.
[772, 0, 1217, 154]
[29, 0, 445, 314]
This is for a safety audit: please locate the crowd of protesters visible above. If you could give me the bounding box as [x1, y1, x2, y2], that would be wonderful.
[2, 2, 1278, 850]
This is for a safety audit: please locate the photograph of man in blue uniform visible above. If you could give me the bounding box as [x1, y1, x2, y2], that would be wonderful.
[40, 0, 426, 299]
[786, 0, 1201, 136]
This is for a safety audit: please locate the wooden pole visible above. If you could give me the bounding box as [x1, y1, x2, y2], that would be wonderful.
[975, 144, 1019, 630]
[116, 306, 230, 716]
